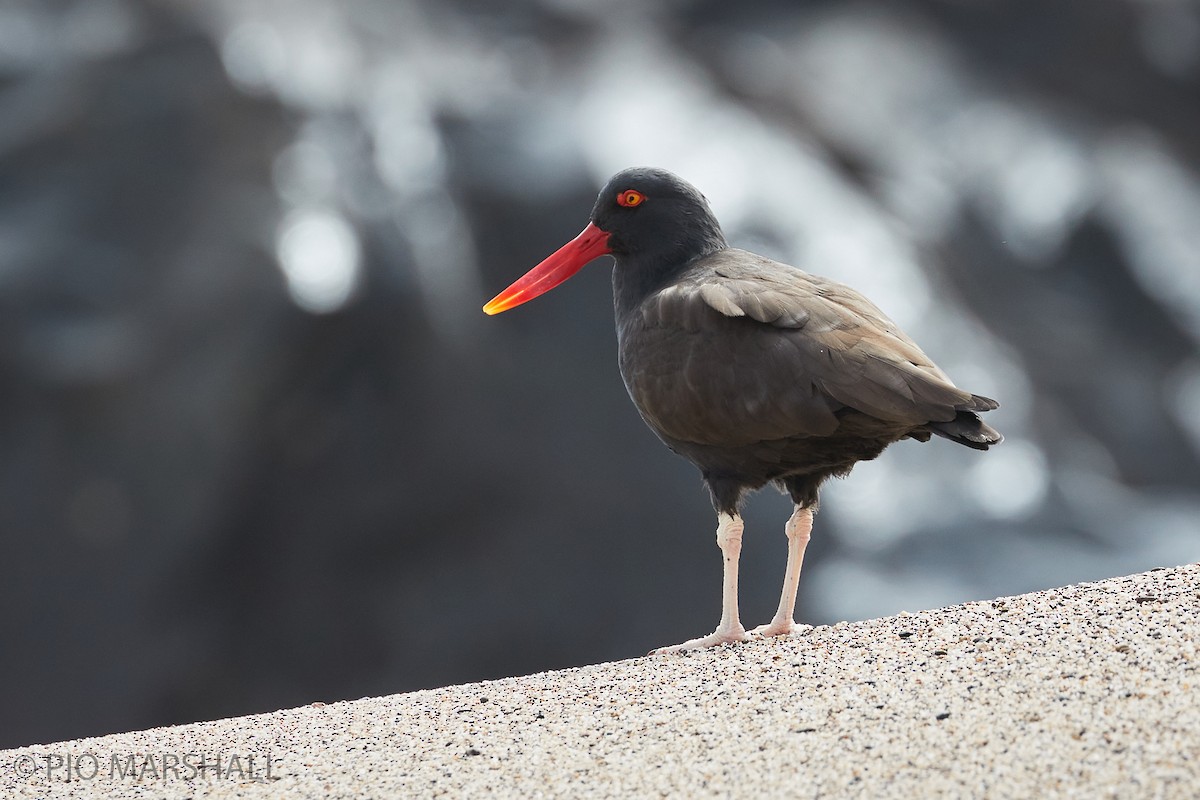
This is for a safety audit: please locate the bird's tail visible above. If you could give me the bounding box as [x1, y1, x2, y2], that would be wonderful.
[928, 394, 1003, 451]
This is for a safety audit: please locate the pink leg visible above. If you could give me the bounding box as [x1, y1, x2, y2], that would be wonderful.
[652, 513, 751, 653]
[751, 505, 813, 638]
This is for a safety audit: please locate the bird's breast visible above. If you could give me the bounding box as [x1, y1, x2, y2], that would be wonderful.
[616, 309, 840, 448]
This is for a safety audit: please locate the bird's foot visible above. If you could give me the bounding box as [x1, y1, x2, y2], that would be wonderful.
[650, 624, 750, 654]
[749, 620, 813, 639]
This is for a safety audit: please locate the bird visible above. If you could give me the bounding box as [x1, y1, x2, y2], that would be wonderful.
[483, 167, 1001, 653]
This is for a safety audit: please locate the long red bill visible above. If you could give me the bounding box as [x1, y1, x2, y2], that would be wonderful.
[483, 222, 611, 315]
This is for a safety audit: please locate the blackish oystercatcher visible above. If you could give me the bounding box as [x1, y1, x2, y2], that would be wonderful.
[484, 167, 1001, 653]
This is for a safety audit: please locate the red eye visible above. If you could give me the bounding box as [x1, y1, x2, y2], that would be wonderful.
[617, 189, 645, 208]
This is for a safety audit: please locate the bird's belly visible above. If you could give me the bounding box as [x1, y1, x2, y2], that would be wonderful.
[663, 428, 895, 485]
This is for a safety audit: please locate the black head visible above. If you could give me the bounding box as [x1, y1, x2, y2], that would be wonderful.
[590, 168, 727, 265]
[482, 168, 727, 316]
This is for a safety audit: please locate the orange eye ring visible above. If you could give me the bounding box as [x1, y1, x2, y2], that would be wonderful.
[617, 189, 645, 208]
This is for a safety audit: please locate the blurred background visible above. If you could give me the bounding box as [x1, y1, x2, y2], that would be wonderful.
[2, 0, 1199, 748]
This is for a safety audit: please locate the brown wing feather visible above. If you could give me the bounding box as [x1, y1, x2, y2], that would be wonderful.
[619, 249, 991, 448]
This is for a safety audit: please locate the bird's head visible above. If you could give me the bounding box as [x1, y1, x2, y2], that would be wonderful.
[483, 167, 726, 315]
[590, 168, 726, 260]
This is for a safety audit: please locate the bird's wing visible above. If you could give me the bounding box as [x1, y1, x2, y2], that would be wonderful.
[626, 250, 990, 447]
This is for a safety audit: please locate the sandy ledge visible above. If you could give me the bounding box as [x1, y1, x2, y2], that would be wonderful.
[3, 563, 1197, 799]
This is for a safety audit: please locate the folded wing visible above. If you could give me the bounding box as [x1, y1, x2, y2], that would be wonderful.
[623, 249, 998, 448]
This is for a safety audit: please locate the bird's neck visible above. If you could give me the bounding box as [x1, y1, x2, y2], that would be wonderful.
[611, 233, 727, 322]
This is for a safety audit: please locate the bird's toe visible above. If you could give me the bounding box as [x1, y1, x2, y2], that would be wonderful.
[749, 621, 813, 639]
[650, 626, 750, 655]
